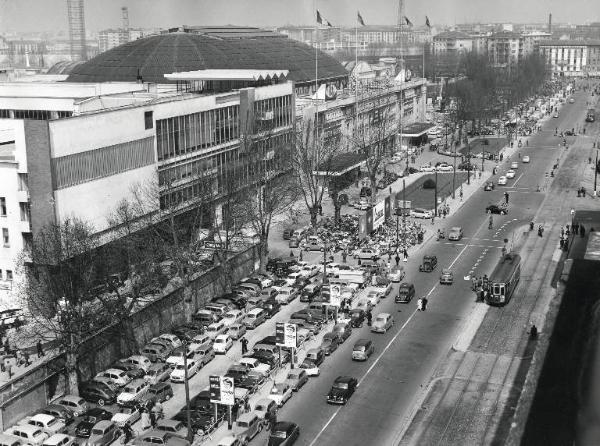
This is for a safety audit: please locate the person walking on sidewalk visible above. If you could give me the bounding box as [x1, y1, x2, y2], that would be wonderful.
[36, 340, 44, 358]
[489, 215, 493, 230]
[240, 337, 248, 355]
[403, 249, 408, 262]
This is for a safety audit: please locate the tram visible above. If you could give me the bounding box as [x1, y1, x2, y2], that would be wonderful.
[486, 253, 521, 306]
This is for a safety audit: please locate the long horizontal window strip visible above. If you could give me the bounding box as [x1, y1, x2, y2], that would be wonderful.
[52, 137, 155, 189]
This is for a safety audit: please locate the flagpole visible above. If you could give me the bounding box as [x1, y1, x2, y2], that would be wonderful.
[355, 17, 358, 105]
[314, 0, 319, 154]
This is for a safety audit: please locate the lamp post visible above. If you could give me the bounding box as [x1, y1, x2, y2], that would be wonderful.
[467, 144, 471, 185]
[182, 340, 193, 442]
[594, 149, 598, 196]
[452, 137, 457, 199]
[434, 168, 438, 217]
[444, 122, 449, 150]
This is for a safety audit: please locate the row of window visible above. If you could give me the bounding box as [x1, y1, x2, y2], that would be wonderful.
[0, 109, 72, 120]
[253, 95, 294, 131]
[156, 106, 240, 162]
[0, 197, 30, 221]
[52, 137, 155, 189]
[2, 228, 9, 247]
[0, 269, 13, 281]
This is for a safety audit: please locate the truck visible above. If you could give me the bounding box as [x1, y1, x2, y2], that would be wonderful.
[336, 269, 368, 286]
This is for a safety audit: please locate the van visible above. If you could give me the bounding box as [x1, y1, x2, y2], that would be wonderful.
[87, 421, 121, 446]
[192, 310, 218, 326]
[205, 321, 226, 339]
[253, 398, 278, 421]
[117, 379, 149, 405]
[204, 304, 228, 318]
[243, 308, 266, 329]
[352, 339, 374, 361]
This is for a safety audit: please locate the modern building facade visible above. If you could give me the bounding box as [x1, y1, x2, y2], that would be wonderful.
[66, 0, 87, 61]
[487, 31, 522, 67]
[539, 40, 593, 77]
[432, 31, 473, 56]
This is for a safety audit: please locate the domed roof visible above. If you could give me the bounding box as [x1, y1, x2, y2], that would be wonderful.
[66, 32, 348, 85]
[47, 60, 86, 75]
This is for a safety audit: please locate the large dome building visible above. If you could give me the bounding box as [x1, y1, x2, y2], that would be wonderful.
[66, 26, 348, 93]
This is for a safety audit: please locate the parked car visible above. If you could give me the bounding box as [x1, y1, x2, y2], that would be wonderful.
[20, 414, 66, 436]
[320, 332, 340, 355]
[522, 155, 530, 163]
[228, 323, 247, 340]
[260, 299, 281, 318]
[146, 382, 173, 403]
[141, 344, 171, 363]
[166, 347, 198, 368]
[268, 382, 293, 407]
[170, 360, 199, 383]
[55, 396, 87, 418]
[268, 422, 300, 446]
[40, 406, 74, 426]
[4, 425, 48, 446]
[371, 313, 394, 333]
[111, 402, 143, 427]
[42, 434, 75, 446]
[144, 363, 172, 385]
[484, 181, 495, 191]
[155, 419, 188, 439]
[86, 421, 121, 446]
[506, 169, 516, 179]
[213, 334, 233, 354]
[133, 431, 189, 446]
[326, 376, 358, 405]
[510, 161, 519, 169]
[117, 379, 150, 405]
[332, 323, 352, 343]
[195, 345, 216, 367]
[410, 208, 433, 219]
[75, 408, 113, 438]
[232, 413, 264, 445]
[285, 369, 309, 391]
[80, 382, 117, 406]
[497, 175, 507, 186]
[275, 287, 297, 305]
[253, 398, 278, 422]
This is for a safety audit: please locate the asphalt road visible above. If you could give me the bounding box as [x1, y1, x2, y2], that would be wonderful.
[248, 89, 591, 446]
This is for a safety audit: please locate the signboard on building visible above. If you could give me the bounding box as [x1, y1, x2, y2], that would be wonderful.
[329, 284, 342, 307]
[209, 375, 221, 404]
[276, 322, 298, 348]
[358, 210, 374, 239]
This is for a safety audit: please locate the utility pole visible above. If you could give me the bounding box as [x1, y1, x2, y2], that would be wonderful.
[467, 144, 471, 185]
[434, 168, 438, 217]
[594, 149, 598, 195]
[452, 138, 457, 199]
[182, 340, 193, 442]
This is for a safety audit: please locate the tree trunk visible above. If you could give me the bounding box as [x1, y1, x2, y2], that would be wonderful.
[370, 174, 377, 204]
[65, 350, 79, 396]
[258, 239, 268, 272]
[309, 206, 318, 228]
[329, 190, 341, 227]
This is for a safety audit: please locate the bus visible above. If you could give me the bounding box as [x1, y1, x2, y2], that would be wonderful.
[586, 109, 596, 123]
[486, 253, 521, 305]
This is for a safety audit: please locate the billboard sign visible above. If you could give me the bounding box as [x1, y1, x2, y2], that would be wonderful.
[372, 201, 386, 229]
[276, 322, 298, 348]
[329, 284, 342, 307]
[209, 375, 221, 404]
[209, 375, 235, 405]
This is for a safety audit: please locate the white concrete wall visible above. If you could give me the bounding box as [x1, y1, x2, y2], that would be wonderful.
[53, 164, 158, 233]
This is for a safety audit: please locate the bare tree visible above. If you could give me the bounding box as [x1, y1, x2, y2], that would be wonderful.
[18, 218, 104, 395]
[291, 119, 342, 228]
[348, 106, 396, 203]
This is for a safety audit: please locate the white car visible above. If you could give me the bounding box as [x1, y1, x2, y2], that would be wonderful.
[4, 425, 49, 446]
[299, 264, 319, 278]
[95, 368, 131, 387]
[238, 357, 271, 376]
[420, 164, 435, 172]
[123, 355, 151, 372]
[388, 268, 405, 282]
[522, 155, 530, 163]
[116, 379, 149, 405]
[365, 291, 381, 307]
[157, 334, 182, 349]
[357, 248, 379, 260]
[43, 434, 76, 446]
[436, 164, 454, 172]
[511, 161, 519, 169]
[170, 360, 199, 383]
[212, 334, 233, 354]
[448, 227, 464, 241]
[275, 287, 297, 304]
[268, 382, 293, 407]
[20, 414, 66, 436]
[221, 310, 243, 327]
[506, 169, 516, 179]
[299, 359, 320, 376]
[410, 208, 433, 219]
[497, 176, 507, 185]
[371, 313, 394, 333]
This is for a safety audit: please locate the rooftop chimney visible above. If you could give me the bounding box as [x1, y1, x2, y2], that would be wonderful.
[549, 13, 552, 34]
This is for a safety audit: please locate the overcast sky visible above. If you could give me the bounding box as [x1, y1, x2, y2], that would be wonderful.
[1, 0, 598, 34]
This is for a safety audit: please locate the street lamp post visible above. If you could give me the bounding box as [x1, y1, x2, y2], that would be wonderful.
[467, 144, 471, 185]
[452, 138, 457, 199]
[434, 168, 438, 217]
[594, 149, 598, 195]
[182, 340, 193, 442]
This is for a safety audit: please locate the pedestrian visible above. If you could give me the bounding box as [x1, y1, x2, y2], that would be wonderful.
[3, 338, 10, 354]
[366, 309, 373, 326]
[268, 410, 277, 431]
[149, 410, 156, 429]
[299, 250, 303, 261]
[241, 337, 248, 355]
[417, 297, 424, 311]
[504, 192, 509, 204]
[560, 226, 564, 237]
[403, 249, 408, 262]
[581, 225, 586, 238]
[141, 409, 151, 430]
[489, 215, 493, 230]
[342, 250, 347, 263]
[386, 261, 391, 272]
[422, 297, 428, 311]
[431, 216, 435, 225]
[290, 250, 294, 257]
[232, 401, 240, 422]
[23, 351, 30, 367]
[459, 189, 463, 201]
[36, 340, 44, 358]
[395, 254, 400, 266]
[443, 207, 447, 218]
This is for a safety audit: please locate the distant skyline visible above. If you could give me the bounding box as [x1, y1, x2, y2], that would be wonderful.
[1, 0, 599, 34]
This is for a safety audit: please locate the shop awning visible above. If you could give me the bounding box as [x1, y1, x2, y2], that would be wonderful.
[401, 122, 436, 137]
[313, 152, 366, 177]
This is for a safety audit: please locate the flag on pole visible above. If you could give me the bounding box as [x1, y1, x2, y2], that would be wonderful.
[404, 16, 413, 26]
[425, 16, 431, 28]
[326, 20, 333, 27]
[316, 10, 323, 25]
[357, 11, 366, 26]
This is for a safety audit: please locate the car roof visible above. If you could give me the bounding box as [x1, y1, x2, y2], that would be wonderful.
[272, 421, 297, 431]
[376, 312, 391, 318]
[335, 375, 355, 383]
[450, 227, 461, 231]
[236, 412, 257, 422]
[157, 419, 180, 427]
[44, 434, 70, 444]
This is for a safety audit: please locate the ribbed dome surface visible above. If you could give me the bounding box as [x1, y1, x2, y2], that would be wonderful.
[66, 32, 348, 85]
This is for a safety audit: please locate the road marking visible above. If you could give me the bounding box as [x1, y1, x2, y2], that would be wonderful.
[308, 238, 474, 446]
[513, 172, 524, 186]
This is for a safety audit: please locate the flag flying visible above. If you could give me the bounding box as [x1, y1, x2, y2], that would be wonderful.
[326, 20, 333, 27]
[357, 11, 366, 26]
[426, 16, 431, 28]
[404, 16, 412, 26]
[316, 10, 323, 25]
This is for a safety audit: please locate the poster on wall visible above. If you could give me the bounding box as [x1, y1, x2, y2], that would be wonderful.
[372, 201, 386, 229]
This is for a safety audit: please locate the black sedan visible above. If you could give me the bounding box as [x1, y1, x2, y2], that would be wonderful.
[326, 376, 358, 405]
[483, 181, 495, 191]
[237, 372, 266, 394]
[268, 421, 300, 446]
[486, 204, 508, 215]
[75, 408, 113, 438]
